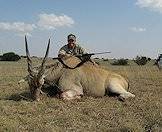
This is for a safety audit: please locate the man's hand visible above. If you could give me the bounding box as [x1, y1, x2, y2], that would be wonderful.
[58, 53, 72, 60]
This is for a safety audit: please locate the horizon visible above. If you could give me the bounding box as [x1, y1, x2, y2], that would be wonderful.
[0, 0, 162, 59]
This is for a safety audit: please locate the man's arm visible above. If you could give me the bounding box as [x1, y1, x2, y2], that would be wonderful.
[58, 53, 66, 58]
[58, 48, 72, 59]
[75, 44, 87, 55]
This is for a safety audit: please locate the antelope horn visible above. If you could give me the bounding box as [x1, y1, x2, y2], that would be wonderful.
[25, 36, 34, 76]
[38, 38, 50, 77]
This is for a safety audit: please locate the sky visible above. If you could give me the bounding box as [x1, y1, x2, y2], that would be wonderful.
[0, 0, 162, 59]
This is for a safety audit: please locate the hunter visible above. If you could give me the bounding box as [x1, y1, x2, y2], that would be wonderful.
[58, 34, 97, 65]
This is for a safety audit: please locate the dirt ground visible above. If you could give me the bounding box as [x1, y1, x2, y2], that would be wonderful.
[0, 58, 161, 131]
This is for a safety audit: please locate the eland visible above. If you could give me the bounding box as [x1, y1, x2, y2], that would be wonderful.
[22, 36, 135, 101]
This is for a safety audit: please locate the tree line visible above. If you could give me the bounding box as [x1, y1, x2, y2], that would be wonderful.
[0, 52, 156, 66]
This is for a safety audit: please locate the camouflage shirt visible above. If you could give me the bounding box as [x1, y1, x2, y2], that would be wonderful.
[58, 44, 86, 57]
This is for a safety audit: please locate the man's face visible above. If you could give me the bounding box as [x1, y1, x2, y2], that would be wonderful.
[68, 39, 76, 49]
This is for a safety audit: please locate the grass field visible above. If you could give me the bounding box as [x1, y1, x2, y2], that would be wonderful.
[0, 58, 162, 131]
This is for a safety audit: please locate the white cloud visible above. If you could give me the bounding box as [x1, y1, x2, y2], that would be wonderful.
[0, 22, 36, 36]
[136, 0, 162, 13]
[130, 27, 146, 32]
[0, 13, 75, 36]
[37, 13, 75, 30]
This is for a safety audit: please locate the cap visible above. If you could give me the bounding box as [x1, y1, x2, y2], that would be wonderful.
[67, 34, 76, 41]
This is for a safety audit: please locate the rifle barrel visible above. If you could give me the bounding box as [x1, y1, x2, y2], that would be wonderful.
[92, 51, 111, 55]
[80, 51, 111, 56]
[53, 57, 60, 60]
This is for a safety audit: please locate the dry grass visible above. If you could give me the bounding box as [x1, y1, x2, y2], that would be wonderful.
[0, 58, 162, 131]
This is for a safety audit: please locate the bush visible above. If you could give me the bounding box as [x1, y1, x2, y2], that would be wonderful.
[134, 56, 148, 65]
[1, 52, 21, 61]
[21, 55, 27, 58]
[103, 58, 109, 61]
[111, 58, 128, 65]
[148, 58, 151, 61]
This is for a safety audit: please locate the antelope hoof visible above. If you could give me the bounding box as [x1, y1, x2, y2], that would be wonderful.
[119, 92, 135, 101]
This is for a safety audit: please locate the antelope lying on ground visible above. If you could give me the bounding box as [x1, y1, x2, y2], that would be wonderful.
[22, 36, 135, 101]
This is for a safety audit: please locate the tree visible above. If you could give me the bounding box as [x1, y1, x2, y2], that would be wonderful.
[111, 58, 128, 65]
[1, 52, 21, 61]
[134, 56, 148, 65]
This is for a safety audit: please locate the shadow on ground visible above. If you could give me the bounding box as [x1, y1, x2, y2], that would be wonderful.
[3, 85, 59, 101]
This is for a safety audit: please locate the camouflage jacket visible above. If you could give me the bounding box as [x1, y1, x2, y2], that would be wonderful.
[58, 44, 86, 57]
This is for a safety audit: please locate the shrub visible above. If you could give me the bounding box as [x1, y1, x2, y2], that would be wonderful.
[134, 56, 148, 65]
[111, 58, 128, 65]
[21, 55, 27, 58]
[148, 58, 151, 61]
[1, 52, 21, 61]
[103, 58, 109, 61]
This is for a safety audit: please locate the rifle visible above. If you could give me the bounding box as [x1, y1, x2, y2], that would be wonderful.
[53, 51, 111, 60]
[75, 51, 111, 57]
